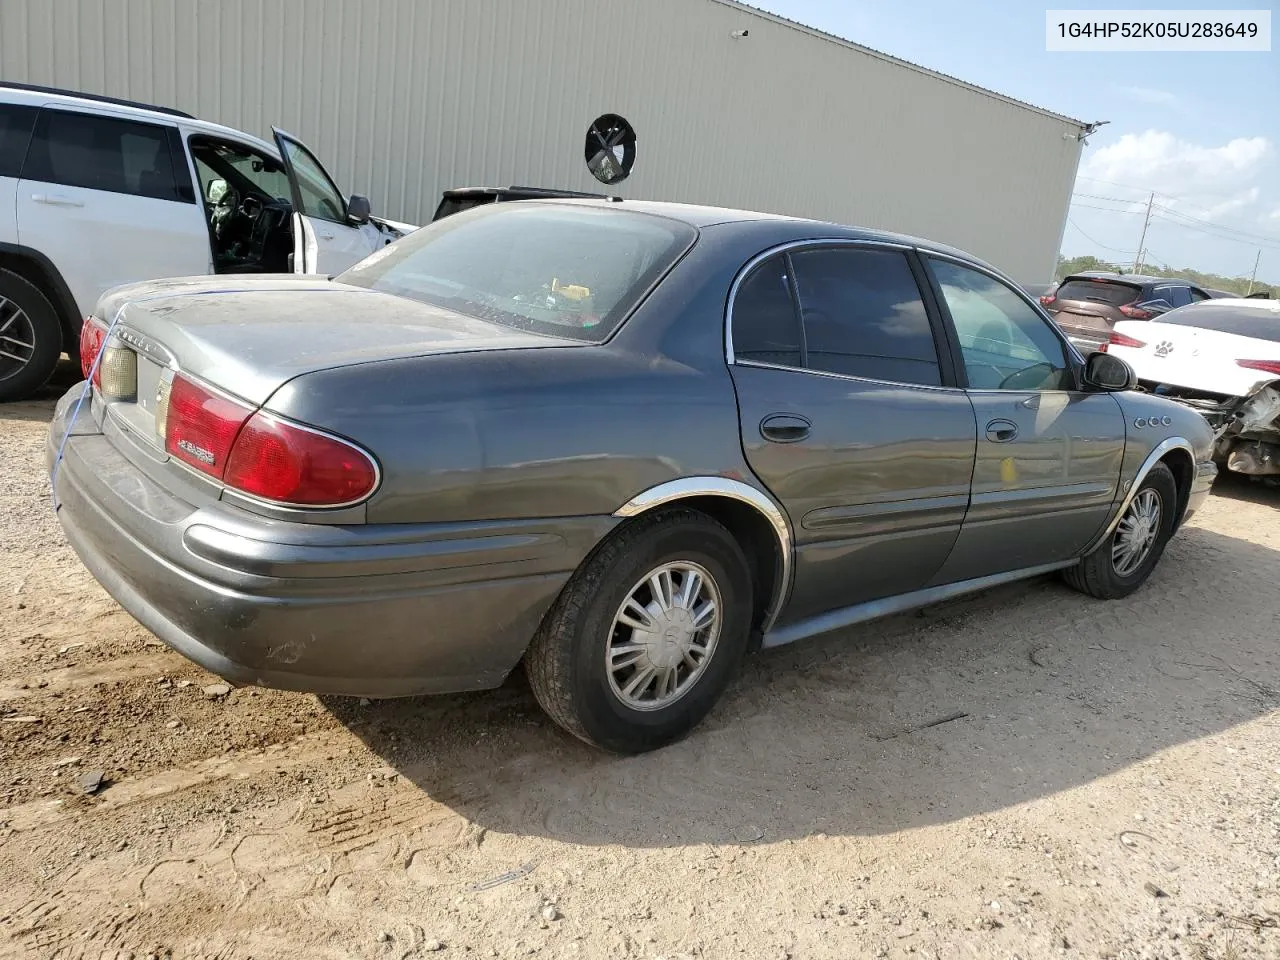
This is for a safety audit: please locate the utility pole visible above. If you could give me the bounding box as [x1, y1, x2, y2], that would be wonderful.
[1132, 192, 1154, 273]
[1247, 249, 1261, 295]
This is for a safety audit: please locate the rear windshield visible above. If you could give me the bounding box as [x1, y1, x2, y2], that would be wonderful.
[339, 203, 696, 342]
[1160, 305, 1280, 343]
[1055, 278, 1142, 306]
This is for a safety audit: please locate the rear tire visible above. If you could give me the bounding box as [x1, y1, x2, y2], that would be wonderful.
[0, 269, 62, 403]
[1063, 462, 1178, 600]
[525, 508, 754, 753]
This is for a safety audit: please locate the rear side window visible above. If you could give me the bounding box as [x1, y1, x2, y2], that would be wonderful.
[1055, 278, 1141, 306]
[732, 255, 803, 366]
[1161, 305, 1280, 343]
[23, 109, 184, 202]
[0, 104, 38, 178]
[1156, 285, 1191, 308]
[789, 247, 940, 385]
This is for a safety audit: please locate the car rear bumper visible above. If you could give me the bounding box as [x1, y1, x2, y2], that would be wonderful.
[48, 385, 614, 698]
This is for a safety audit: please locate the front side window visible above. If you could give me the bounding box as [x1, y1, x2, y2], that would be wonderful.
[732, 255, 803, 366]
[23, 109, 181, 201]
[789, 247, 941, 386]
[338, 203, 696, 342]
[930, 259, 1073, 391]
[279, 137, 346, 222]
[1157, 285, 1192, 308]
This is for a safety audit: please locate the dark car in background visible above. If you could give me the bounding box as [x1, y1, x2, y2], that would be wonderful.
[1042, 273, 1212, 351]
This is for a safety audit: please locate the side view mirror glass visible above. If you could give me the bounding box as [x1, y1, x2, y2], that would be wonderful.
[346, 194, 371, 225]
[206, 178, 229, 205]
[1136, 298, 1173, 315]
[1083, 350, 1137, 392]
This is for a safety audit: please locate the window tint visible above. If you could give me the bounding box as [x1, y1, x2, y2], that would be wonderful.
[0, 104, 38, 178]
[931, 259, 1074, 391]
[1161, 304, 1280, 342]
[23, 109, 182, 201]
[788, 247, 940, 385]
[279, 136, 346, 222]
[1189, 288, 1210, 302]
[732, 255, 803, 366]
[338, 204, 696, 343]
[1055, 278, 1141, 306]
[1156, 285, 1191, 308]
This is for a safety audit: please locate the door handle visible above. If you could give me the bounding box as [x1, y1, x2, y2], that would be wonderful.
[760, 414, 811, 443]
[985, 419, 1018, 442]
[31, 193, 85, 208]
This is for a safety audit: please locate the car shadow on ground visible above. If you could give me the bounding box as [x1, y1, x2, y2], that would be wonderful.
[325, 520, 1280, 848]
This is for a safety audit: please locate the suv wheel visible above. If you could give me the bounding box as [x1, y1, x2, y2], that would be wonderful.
[0, 269, 63, 403]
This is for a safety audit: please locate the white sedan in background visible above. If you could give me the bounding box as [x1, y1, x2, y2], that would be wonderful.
[1104, 298, 1280, 483]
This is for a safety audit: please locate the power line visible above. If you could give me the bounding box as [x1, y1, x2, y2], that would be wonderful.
[1071, 202, 1145, 214]
[1150, 218, 1280, 253]
[1075, 175, 1238, 218]
[1150, 202, 1280, 246]
[1066, 217, 1136, 254]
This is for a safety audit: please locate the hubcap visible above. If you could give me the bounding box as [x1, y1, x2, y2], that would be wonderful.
[1112, 487, 1162, 577]
[606, 561, 721, 711]
[0, 296, 36, 382]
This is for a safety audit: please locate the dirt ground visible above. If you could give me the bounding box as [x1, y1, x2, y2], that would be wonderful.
[2, 364, 1278, 960]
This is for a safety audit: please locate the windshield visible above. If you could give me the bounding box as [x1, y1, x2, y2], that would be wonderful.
[338, 203, 696, 342]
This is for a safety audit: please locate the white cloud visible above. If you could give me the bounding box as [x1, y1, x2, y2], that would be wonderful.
[1079, 130, 1272, 222]
[1118, 85, 1177, 106]
[1271, 206, 1280, 221]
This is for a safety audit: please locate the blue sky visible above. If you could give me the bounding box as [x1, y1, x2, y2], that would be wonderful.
[756, 0, 1280, 283]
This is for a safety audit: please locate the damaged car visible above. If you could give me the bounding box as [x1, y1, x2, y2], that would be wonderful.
[1103, 297, 1280, 483]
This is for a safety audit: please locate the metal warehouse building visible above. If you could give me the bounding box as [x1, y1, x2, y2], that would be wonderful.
[0, 0, 1087, 285]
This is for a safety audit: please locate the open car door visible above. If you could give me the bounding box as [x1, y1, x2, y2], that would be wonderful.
[271, 127, 378, 275]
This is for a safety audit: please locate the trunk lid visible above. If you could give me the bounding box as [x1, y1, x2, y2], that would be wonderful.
[95, 275, 568, 406]
[1106, 319, 1280, 397]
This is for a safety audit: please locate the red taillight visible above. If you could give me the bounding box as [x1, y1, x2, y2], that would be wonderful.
[1236, 359, 1280, 377]
[164, 374, 253, 478]
[1103, 331, 1147, 353]
[1039, 295, 1056, 306]
[224, 413, 378, 507]
[78, 317, 107, 386]
[1118, 303, 1153, 320]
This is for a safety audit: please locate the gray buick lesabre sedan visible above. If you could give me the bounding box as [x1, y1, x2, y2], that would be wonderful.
[50, 200, 1216, 753]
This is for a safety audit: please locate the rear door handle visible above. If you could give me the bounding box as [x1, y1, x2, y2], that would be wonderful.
[985, 419, 1018, 442]
[31, 193, 84, 208]
[760, 414, 811, 443]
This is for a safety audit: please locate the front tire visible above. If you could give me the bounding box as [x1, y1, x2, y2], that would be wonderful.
[1063, 462, 1178, 600]
[525, 508, 754, 753]
[0, 269, 63, 403]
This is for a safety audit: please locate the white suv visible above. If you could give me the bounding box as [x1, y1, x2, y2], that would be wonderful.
[0, 83, 412, 402]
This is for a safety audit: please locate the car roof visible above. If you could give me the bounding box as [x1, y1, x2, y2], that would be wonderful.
[1178, 297, 1280, 314]
[1060, 273, 1166, 286]
[540, 197, 986, 262]
[0, 82, 281, 157]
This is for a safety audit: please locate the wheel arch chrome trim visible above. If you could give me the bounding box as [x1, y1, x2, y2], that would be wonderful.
[613, 476, 793, 632]
[1084, 436, 1194, 555]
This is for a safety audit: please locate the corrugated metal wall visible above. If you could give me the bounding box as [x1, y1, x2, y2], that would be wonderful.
[0, 0, 1083, 283]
